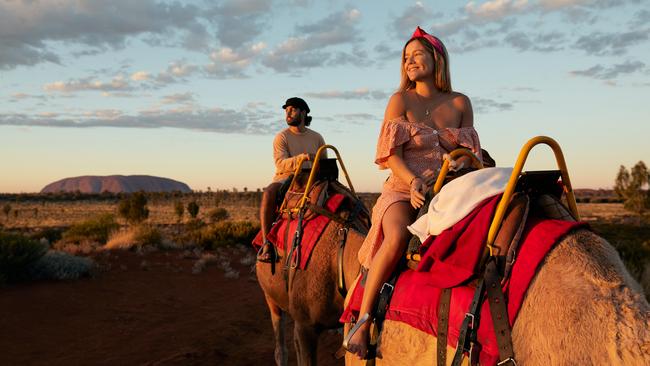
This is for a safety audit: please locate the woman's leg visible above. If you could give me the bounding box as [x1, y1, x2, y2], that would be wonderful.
[345, 201, 415, 359]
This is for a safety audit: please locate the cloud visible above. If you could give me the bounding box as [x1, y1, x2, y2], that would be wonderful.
[569, 60, 646, 79]
[391, 2, 435, 38]
[262, 9, 363, 72]
[131, 71, 150, 81]
[161, 92, 195, 105]
[427, 0, 644, 55]
[630, 8, 650, 27]
[304, 88, 389, 100]
[574, 29, 649, 56]
[205, 42, 267, 78]
[464, 0, 530, 21]
[210, 0, 272, 49]
[152, 61, 200, 85]
[44, 75, 132, 93]
[0, 0, 202, 69]
[473, 97, 514, 113]
[0, 106, 277, 135]
[332, 113, 379, 125]
[504, 30, 565, 51]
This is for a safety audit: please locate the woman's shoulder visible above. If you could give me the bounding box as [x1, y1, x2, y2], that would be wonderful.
[384, 92, 408, 121]
[447, 91, 471, 107]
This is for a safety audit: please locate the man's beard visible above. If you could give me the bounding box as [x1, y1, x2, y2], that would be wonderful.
[286, 118, 301, 126]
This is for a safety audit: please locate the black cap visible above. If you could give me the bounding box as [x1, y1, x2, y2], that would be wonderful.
[282, 97, 310, 114]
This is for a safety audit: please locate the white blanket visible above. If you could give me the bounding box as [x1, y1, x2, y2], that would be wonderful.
[407, 167, 513, 242]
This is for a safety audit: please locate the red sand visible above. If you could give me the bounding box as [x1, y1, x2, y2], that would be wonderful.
[0, 248, 341, 365]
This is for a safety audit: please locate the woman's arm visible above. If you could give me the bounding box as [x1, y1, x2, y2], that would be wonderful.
[383, 92, 427, 208]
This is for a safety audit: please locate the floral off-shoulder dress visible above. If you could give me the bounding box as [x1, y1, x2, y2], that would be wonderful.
[357, 116, 482, 268]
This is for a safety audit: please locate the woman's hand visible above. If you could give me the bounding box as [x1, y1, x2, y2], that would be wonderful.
[409, 176, 426, 209]
[443, 153, 466, 172]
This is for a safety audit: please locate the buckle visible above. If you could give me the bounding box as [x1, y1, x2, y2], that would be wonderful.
[497, 357, 517, 366]
[380, 282, 394, 294]
[464, 312, 476, 329]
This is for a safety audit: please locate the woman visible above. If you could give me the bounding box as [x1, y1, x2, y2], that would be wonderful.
[343, 26, 482, 359]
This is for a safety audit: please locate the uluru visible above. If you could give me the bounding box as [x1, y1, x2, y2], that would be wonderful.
[40, 175, 192, 193]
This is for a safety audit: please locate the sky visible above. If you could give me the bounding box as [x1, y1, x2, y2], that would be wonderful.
[1, 0, 649, 193]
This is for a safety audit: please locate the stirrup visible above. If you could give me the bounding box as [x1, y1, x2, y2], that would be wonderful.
[342, 313, 377, 359]
[257, 240, 280, 263]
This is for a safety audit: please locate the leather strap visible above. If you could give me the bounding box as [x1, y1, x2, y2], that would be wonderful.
[437, 288, 452, 366]
[485, 259, 515, 364]
[451, 279, 485, 366]
[337, 227, 348, 297]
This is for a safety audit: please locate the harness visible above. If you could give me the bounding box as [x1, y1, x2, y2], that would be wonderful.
[272, 145, 370, 295]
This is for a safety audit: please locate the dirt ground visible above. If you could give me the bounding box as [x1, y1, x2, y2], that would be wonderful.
[0, 247, 342, 366]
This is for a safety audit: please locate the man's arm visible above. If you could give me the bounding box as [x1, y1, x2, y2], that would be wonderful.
[274, 133, 308, 174]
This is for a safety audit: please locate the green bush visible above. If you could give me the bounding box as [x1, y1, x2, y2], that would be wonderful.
[133, 224, 162, 247]
[118, 191, 149, 224]
[187, 201, 199, 219]
[30, 227, 64, 244]
[27, 250, 93, 280]
[62, 213, 119, 244]
[0, 231, 47, 283]
[185, 221, 259, 249]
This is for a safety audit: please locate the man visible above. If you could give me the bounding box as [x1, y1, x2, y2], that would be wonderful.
[257, 97, 326, 262]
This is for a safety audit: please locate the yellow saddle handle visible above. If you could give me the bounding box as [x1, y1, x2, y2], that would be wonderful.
[279, 144, 357, 214]
[485, 136, 580, 258]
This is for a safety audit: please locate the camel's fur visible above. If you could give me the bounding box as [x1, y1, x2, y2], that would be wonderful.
[257, 220, 365, 366]
[345, 229, 650, 366]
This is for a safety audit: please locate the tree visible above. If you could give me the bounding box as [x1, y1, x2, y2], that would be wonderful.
[2, 204, 10, 219]
[117, 191, 149, 224]
[174, 201, 184, 222]
[615, 161, 649, 220]
[187, 201, 199, 219]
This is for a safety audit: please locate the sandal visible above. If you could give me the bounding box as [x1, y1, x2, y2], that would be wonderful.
[342, 313, 376, 359]
[257, 240, 280, 263]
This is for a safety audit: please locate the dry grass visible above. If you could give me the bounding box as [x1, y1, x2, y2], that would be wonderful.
[0, 199, 259, 229]
[0, 197, 636, 230]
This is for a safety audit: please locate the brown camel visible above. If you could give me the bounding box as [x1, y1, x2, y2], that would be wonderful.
[344, 228, 650, 365]
[257, 193, 369, 366]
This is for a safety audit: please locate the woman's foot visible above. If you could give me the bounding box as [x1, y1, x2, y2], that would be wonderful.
[256, 241, 279, 263]
[343, 313, 372, 360]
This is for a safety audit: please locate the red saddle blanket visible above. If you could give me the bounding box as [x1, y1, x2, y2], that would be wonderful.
[341, 194, 586, 365]
[252, 193, 345, 269]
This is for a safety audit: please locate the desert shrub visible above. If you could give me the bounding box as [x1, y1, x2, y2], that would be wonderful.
[62, 213, 119, 244]
[2, 204, 11, 219]
[174, 201, 184, 222]
[207, 207, 229, 223]
[26, 250, 93, 280]
[118, 191, 149, 224]
[105, 224, 164, 250]
[0, 231, 47, 283]
[133, 224, 162, 247]
[194, 221, 259, 250]
[187, 201, 199, 219]
[29, 227, 64, 244]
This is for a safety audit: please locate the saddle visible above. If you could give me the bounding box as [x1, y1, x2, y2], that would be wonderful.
[278, 158, 340, 221]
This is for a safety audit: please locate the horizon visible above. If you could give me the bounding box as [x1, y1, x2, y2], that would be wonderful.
[1, 0, 649, 194]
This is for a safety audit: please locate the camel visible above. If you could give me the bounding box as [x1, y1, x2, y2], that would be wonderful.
[256, 191, 369, 366]
[344, 228, 650, 365]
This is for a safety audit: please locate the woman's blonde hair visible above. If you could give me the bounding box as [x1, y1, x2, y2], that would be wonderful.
[398, 37, 451, 93]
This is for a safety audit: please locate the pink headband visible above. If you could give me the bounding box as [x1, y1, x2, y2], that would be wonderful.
[410, 26, 445, 59]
